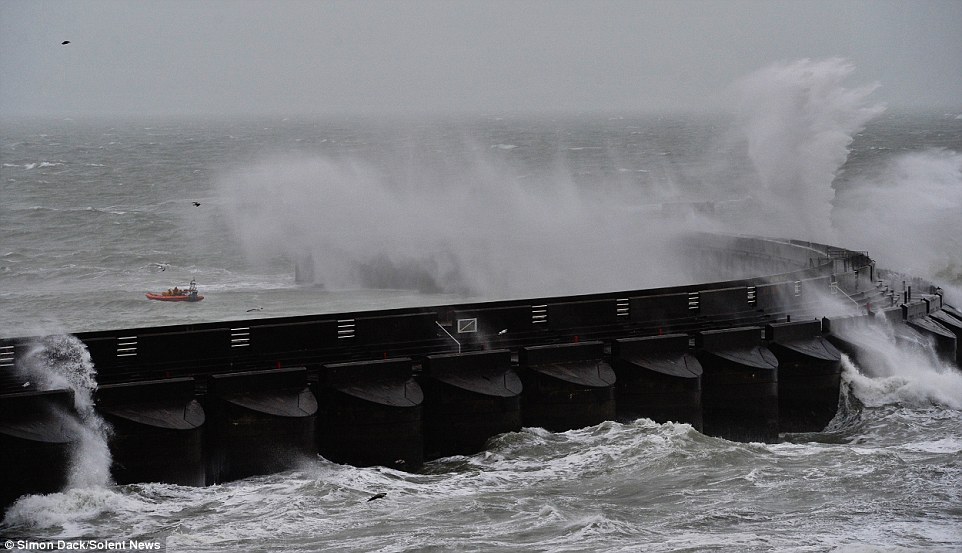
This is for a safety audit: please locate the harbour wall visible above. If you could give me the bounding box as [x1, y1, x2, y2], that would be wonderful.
[1, 233, 957, 510]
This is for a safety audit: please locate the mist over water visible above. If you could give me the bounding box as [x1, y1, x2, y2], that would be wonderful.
[835, 148, 962, 282]
[214, 58, 918, 297]
[217, 151, 696, 297]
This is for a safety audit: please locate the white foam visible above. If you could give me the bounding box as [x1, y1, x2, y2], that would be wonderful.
[2, 488, 137, 538]
[17, 335, 114, 490]
[898, 437, 962, 454]
[841, 340, 962, 410]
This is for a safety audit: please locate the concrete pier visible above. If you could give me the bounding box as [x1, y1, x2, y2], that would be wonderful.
[96, 377, 205, 485]
[766, 320, 841, 433]
[420, 350, 522, 458]
[518, 341, 616, 431]
[822, 313, 880, 366]
[206, 367, 317, 483]
[906, 315, 957, 365]
[696, 327, 779, 442]
[611, 334, 703, 429]
[0, 390, 78, 508]
[318, 358, 424, 469]
[930, 309, 962, 366]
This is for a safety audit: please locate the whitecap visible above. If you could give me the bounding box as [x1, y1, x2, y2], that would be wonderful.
[2, 488, 135, 539]
[898, 437, 962, 454]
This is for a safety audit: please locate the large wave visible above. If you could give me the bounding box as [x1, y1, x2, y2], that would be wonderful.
[14, 336, 112, 489]
[212, 58, 913, 297]
[719, 58, 884, 242]
[834, 317, 962, 410]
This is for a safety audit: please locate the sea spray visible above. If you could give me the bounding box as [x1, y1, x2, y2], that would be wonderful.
[17, 335, 113, 489]
[212, 59, 908, 298]
[720, 58, 885, 242]
[834, 318, 962, 409]
[213, 148, 695, 298]
[834, 148, 962, 281]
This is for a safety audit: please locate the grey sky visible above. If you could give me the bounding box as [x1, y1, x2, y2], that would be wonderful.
[2, 0, 960, 117]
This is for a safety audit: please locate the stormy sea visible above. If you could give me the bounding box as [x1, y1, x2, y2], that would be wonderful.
[2, 60, 961, 551]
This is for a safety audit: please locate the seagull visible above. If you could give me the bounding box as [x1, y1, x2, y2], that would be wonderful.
[246, 307, 263, 312]
[192, 201, 201, 207]
[61, 40, 70, 45]
[366, 493, 386, 502]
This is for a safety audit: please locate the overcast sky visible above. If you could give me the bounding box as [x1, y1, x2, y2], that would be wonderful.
[2, 0, 960, 118]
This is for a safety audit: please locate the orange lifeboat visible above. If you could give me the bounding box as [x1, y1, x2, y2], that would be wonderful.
[147, 280, 204, 302]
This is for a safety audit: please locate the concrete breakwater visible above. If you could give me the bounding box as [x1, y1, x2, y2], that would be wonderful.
[1, 233, 958, 511]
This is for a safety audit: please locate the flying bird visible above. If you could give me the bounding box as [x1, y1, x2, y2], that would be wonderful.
[366, 493, 386, 502]
[61, 40, 70, 45]
[192, 201, 201, 207]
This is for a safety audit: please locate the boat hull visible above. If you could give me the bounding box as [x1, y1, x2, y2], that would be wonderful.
[146, 293, 204, 302]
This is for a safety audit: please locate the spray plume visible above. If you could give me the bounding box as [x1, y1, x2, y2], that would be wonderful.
[723, 58, 885, 242]
[834, 318, 962, 409]
[215, 147, 706, 298]
[214, 58, 962, 307]
[17, 335, 113, 489]
[834, 149, 962, 282]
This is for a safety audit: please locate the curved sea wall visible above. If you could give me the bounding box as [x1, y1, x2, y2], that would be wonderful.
[1, 233, 958, 511]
